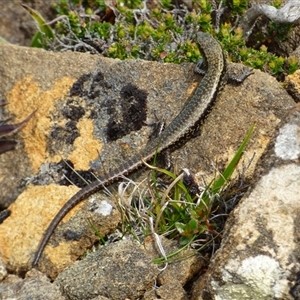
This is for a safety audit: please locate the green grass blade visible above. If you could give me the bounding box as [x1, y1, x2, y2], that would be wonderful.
[87, 218, 106, 244]
[203, 124, 255, 203]
[22, 4, 55, 48]
[0, 36, 9, 43]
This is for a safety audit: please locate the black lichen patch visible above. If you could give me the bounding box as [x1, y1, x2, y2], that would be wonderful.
[69, 73, 91, 97]
[29, 160, 96, 188]
[89, 72, 112, 100]
[49, 73, 148, 163]
[120, 84, 148, 130]
[51, 121, 79, 144]
[48, 121, 80, 155]
[61, 104, 85, 121]
[63, 229, 82, 241]
[106, 83, 148, 142]
[48, 71, 117, 155]
[69, 71, 110, 100]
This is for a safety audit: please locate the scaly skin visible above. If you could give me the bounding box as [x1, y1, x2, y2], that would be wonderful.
[33, 32, 226, 266]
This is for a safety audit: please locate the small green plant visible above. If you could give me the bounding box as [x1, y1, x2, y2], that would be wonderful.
[271, 0, 283, 9]
[287, 56, 299, 74]
[230, 0, 249, 15]
[267, 22, 292, 42]
[87, 218, 106, 244]
[175, 124, 255, 247]
[114, 125, 255, 262]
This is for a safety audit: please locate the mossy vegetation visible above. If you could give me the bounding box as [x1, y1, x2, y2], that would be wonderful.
[23, 0, 298, 77]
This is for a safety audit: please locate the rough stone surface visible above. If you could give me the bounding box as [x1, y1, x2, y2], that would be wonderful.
[144, 280, 189, 300]
[0, 268, 65, 300]
[0, 256, 7, 282]
[191, 108, 300, 300]
[285, 69, 300, 102]
[0, 184, 120, 279]
[143, 235, 207, 300]
[54, 239, 159, 300]
[144, 235, 206, 285]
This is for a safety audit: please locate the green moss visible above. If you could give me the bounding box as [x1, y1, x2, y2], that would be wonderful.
[107, 42, 128, 59]
[160, 0, 172, 10]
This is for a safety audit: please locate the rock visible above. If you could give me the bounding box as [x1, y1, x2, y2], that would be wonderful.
[144, 280, 189, 300]
[0, 184, 120, 279]
[191, 107, 300, 299]
[285, 69, 300, 102]
[145, 235, 206, 284]
[0, 256, 7, 282]
[144, 235, 207, 300]
[0, 268, 65, 300]
[54, 239, 159, 300]
[0, 43, 122, 278]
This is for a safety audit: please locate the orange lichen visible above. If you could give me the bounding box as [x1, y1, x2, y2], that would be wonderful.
[7, 76, 76, 172]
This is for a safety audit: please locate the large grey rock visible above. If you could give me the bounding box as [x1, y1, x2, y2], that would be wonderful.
[0, 269, 65, 300]
[54, 239, 159, 300]
[192, 108, 300, 299]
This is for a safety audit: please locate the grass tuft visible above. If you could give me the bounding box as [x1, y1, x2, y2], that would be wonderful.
[100, 125, 256, 263]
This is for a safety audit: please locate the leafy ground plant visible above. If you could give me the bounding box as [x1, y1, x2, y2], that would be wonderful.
[22, 0, 299, 77]
[107, 125, 255, 263]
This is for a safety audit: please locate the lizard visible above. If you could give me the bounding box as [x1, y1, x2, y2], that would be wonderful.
[33, 32, 250, 266]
